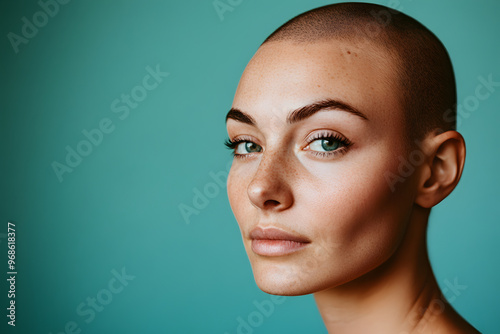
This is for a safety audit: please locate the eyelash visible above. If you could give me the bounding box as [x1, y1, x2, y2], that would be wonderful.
[224, 131, 352, 160]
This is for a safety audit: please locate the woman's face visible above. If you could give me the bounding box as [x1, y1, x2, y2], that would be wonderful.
[226, 40, 418, 296]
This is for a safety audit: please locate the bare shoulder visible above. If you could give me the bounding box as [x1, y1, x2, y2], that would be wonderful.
[433, 308, 481, 334]
[413, 304, 481, 334]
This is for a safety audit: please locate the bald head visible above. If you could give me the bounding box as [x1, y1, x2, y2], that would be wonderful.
[262, 3, 456, 144]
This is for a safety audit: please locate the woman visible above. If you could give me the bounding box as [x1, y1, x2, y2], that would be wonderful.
[224, 3, 480, 333]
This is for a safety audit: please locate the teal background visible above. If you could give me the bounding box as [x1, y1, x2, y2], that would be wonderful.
[1, 0, 499, 333]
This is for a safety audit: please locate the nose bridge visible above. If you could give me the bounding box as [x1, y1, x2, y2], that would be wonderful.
[256, 141, 291, 181]
[247, 144, 294, 210]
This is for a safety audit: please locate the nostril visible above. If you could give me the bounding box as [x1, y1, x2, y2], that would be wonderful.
[263, 199, 280, 208]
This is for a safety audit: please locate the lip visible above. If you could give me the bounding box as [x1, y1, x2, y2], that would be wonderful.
[249, 226, 311, 256]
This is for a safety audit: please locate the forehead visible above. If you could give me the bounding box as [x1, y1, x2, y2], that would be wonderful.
[232, 40, 403, 127]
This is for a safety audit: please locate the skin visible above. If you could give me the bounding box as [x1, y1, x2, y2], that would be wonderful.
[225, 40, 477, 333]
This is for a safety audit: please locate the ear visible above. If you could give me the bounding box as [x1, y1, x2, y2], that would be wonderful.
[415, 131, 466, 208]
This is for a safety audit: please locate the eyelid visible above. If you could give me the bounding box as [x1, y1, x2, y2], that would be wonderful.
[232, 134, 260, 143]
[303, 130, 350, 147]
[231, 135, 263, 150]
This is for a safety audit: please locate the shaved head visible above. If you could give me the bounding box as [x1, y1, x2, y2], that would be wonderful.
[262, 2, 456, 144]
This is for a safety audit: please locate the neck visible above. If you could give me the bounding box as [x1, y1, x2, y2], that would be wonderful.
[313, 206, 469, 333]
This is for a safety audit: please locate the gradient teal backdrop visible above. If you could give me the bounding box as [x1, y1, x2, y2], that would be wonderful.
[1, 0, 499, 333]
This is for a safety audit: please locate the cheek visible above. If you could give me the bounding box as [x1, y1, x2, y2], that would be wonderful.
[322, 171, 407, 238]
[298, 148, 413, 280]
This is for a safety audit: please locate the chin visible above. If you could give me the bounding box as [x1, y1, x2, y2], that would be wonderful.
[249, 259, 346, 296]
[254, 275, 315, 296]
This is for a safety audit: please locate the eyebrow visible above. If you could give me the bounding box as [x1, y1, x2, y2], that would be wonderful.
[225, 98, 368, 126]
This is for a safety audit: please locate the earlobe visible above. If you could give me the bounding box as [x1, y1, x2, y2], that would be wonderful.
[415, 131, 466, 208]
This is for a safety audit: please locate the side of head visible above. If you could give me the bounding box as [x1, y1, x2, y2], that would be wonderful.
[225, 3, 465, 295]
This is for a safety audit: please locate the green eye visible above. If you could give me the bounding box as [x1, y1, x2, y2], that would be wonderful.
[310, 138, 341, 152]
[236, 141, 262, 154]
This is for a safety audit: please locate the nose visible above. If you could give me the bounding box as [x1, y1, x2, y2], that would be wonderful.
[247, 152, 294, 212]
